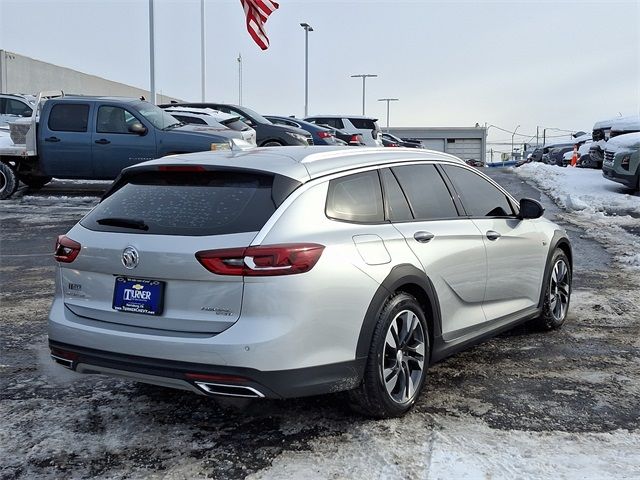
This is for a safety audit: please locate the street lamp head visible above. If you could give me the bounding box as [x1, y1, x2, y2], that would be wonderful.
[300, 22, 313, 31]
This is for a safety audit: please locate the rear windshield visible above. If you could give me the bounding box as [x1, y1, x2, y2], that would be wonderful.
[349, 118, 378, 130]
[81, 171, 276, 236]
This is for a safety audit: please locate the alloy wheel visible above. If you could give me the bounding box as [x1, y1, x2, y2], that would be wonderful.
[549, 259, 570, 322]
[381, 309, 426, 404]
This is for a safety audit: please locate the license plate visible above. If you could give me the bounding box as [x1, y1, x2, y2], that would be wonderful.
[112, 277, 164, 316]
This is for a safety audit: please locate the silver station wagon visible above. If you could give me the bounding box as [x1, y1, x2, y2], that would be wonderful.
[48, 146, 572, 417]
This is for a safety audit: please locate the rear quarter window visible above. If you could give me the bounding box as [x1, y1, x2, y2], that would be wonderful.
[326, 171, 384, 223]
[81, 171, 278, 236]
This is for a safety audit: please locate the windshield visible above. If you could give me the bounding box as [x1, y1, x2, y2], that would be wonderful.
[134, 102, 181, 129]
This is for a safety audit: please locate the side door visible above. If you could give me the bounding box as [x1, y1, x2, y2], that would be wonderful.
[92, 105, 157, 179]
[441, 164, 546, 321]
[39, 102, 93, 178]
[385, 164, 488, 339]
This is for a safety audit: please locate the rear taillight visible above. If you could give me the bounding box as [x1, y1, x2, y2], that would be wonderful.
[54, 235, 81, 263]
[387, 142, 400, 147]
[318, 131, 332, 139]
[349, 135, 361, 145]
[196, 243, 325, 276]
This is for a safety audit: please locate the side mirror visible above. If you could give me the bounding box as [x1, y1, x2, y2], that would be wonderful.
[519, 198, 544, 219]
[128, 122, 147, 135]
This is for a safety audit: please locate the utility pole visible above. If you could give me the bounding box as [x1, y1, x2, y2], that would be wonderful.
[351, 74, 377, 115]
[378, 98, 399, 131]
[148, 0, 155, 104]
[511, 124, 521, 162]
[200, 0, 206, 101]
[237, 53, 242, 105]
[300, 23, 313, 117]
[536, 126, 539, 147]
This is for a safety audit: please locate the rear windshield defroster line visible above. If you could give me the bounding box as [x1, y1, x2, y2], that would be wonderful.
[81, 171, 277, 236]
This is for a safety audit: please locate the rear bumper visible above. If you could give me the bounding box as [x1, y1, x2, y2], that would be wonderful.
[49, 339, 364, 399]
[602, 165, 637, 189]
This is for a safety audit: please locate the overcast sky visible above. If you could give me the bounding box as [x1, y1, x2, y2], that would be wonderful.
[1, 0, 639, 149]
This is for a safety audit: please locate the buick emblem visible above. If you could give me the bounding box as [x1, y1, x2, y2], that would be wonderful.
[122, 246, 139, 269]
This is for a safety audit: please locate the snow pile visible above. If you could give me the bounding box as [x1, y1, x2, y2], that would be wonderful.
[515, 163, 640, 269]
[607, 132, 640, 149]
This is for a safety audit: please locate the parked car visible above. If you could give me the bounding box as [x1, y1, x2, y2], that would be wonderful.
[382, 133, 424, 149]
[381, 135, 401, 147]
[304, 115, 382, 146]
[162, 106, 257, 145]
[588, 116, 640, 169]
[539, 143, 574, 164]
[0, 93, 36, 127]
[264, 115, 339, 145]
[160, 103, 312, 147]
[549, 146, 574, 167]
[0, 95, 231, 199]
[317, 124, 366, 146]
[576, 141, 596, 168]
[465, 158, 484, 167]
[602, 132, 640, 191]
[48, 146, 572, 418]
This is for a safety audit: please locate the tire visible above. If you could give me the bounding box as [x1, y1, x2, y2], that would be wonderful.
[0, 163, 18, 200]
[261, 140, 284, 147]
[18, 175, 52, 190]
[531, 248, 571, 330]
[349, 292, 430, 418]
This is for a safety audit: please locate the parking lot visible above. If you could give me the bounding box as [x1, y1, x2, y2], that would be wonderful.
[1, 169, 639, 479]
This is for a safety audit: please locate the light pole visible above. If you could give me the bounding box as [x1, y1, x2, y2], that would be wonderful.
[200, 0, 206, 101]
[378, 98, 399, 131]
[300, 23, 313, 117]
[148, 0, 155, 104]
[351, 74, 377, 115]
[511, 124, 521, 164]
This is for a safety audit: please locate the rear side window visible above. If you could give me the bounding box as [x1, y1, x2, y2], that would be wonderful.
[310, 117, 344, 129]
[392, 165, 458, 220]
[442, 165, 514, 217]
[6, 99, 32, 116]
[349, 118, 378, 130]
[326, 171, 384, 223]
[48, 104, 90, 132]
[81, 171, 277, 236]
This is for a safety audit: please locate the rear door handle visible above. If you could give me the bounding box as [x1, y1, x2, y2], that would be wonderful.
[45, 136, 60, 142]
[486, 230, 501, 241]
[413, 231, 435, 243]
[94, 139, 111, 145]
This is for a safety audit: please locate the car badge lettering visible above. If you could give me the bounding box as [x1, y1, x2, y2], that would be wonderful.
[122, 246, 139, 269]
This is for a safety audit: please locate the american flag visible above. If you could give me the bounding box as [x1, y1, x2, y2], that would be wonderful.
[240, 0, 280, 50]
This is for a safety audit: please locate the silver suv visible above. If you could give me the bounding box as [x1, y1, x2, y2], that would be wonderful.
[48, 146, 572, 417]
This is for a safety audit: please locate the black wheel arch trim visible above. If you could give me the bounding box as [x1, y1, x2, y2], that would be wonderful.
[537, 230, 572, 309]
[356, 264, 442, 361]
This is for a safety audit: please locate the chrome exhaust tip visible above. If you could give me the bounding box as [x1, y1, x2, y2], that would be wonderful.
[194, 381, 265, 398]
[51, 354, 74, 369]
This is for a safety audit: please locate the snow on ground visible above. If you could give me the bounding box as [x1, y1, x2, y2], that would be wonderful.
[514, 163, 640, 269]
[247, 414, 640, 480]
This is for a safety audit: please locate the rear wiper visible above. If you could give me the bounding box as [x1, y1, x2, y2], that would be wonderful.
[96, 217, 149, 231]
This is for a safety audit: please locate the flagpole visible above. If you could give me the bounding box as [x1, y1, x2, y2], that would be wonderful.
[200, 0, 206, 102]
[149, 0, 156, 104]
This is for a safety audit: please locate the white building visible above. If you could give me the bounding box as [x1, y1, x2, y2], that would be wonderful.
[387, 126, 487, 164]
[0, 50, 178, 103]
